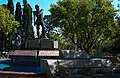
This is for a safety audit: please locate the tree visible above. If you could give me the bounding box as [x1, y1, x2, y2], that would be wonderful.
[13, 2, 22, 49]
[21, 0, 34, 48]
[23, 0, 27, 6]
[103, 16, 120, 56]
[44, 15, 76, 50]
[15, 2, 22, 22]
[2, 4, 7, 8]
[0, 5, 19, 56]
[7, 0, 14, 14]
[23, 4, 34, 40]
[49, 0, 117, 54]
[44, 15, 54, 35]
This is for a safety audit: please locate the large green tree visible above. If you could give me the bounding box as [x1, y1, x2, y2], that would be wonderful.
[50, 0, 117, 54]
[103, 16, 120, 56]
[0, 5, 19, 56]
[44, 15, 75, 50]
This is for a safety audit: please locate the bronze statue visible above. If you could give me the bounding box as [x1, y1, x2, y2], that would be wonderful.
[33, 5, 46, 39]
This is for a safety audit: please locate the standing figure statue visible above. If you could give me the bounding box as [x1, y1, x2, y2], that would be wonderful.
[33, 5, 46, 39]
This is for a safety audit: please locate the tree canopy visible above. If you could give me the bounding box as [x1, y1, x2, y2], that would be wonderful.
[49, 0, 117, 53]
[0, 5, 19, 55]
[0, 5, 19, 36]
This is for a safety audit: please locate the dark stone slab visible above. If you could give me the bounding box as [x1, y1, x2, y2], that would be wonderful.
[25, 39, 58, 50]
[40, 39, 53, 49]
[25, 39, 40, 49]
[40, 39, 58, 49]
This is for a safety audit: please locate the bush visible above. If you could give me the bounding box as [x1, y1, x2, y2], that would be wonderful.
[54, 64, 68, 77]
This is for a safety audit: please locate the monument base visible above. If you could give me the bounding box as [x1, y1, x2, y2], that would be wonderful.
[25, 39, 58, 50]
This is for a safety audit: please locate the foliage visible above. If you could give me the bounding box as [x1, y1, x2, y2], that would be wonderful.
[54, 64, 68, 77]
[80, 64, 92, 75]
[23, 4, 34, 39]
[101, 15, 120, 56]
[44, 15, 76, 50]
[7, 0, 14, 14]
[104, 16, 120, 56]
[50, 32, 76, 50]
[0, 5, 19, 56]
[15, 2, 22, 22]
[49, 0, 117, 53]
[22, 0, 34, 46]
[0, 5, 19, 36]
[11, 2, 22, 49]
[23, 0, 27, 6]
[44, 15, 54, 34]
[96, 65, 110, 74]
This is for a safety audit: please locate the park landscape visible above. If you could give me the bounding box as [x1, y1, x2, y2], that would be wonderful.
[0, 0, 120, 78]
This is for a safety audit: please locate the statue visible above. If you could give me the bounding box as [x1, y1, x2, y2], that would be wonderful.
[33, 5, 46, 39]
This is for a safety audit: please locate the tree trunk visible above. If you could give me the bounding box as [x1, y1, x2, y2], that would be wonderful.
[83, 47, 90, 55]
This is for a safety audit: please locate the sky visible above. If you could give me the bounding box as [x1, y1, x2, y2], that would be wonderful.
[0, 0, 58, 15]
[112, 0, 120, 9]
[0, 0, 120, 15]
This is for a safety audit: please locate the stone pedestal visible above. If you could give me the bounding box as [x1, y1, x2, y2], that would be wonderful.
[25, 39, 40, 49]
[25, 39, 58, 50]
[40, 39, 58, 49]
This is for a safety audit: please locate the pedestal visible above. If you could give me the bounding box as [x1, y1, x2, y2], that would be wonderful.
[25, 39, 40, 49]
[25, 39, 58, 50]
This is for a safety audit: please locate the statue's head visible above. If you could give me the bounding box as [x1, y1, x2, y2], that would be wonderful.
[35, 5, 39, 11]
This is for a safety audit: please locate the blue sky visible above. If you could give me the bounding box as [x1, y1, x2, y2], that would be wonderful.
[0, 0, 58, 15]
[112, 0, 119, 9]
[0, 0, 120, 15]
[0, 0, 119, 15]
